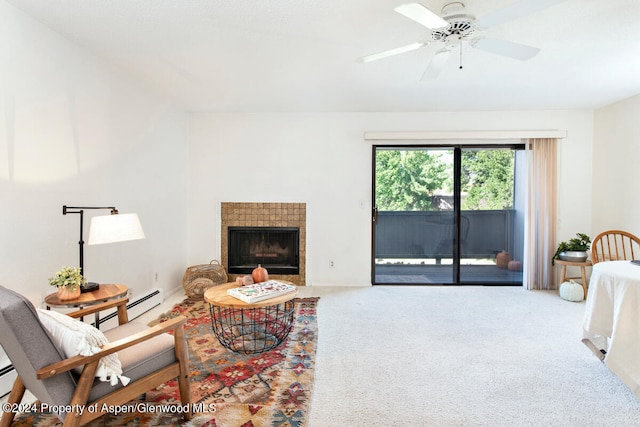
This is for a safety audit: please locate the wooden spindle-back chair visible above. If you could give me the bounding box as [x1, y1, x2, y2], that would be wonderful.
[591, 230, 640, 264]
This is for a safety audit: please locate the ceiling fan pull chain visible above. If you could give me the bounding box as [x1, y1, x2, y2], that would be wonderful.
[459, 38, 463, 70]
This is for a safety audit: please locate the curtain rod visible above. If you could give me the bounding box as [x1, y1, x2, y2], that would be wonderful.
[364, 130, 567, 140]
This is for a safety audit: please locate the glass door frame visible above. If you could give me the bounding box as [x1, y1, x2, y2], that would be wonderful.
[371, 143, 525, 286]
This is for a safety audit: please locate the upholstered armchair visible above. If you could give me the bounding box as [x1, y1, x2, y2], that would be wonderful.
[0, 285, 191, 427]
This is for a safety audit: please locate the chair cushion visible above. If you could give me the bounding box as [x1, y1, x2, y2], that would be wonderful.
[88, 322, 178, 401]
[37, 308, 128, 386]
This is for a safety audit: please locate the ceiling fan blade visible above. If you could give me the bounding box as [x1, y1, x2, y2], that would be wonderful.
[470, 37, 540, 61]
[359, 42, 428, 63]
[476, 0, 568, 28]
[421, 48, 452, 80]
[394, 3, 448, 29]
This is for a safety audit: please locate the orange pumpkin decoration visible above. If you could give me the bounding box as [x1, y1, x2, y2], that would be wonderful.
[496, 251, 510, 269]
[236, 275, 255, 286]
[508, 260, 522, 271]
[252, 264, 269, 283]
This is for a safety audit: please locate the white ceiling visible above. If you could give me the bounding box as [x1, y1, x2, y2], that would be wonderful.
[7, 0, 640, 112]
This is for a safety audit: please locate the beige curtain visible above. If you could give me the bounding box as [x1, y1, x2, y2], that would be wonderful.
[523, 138, 558, 290]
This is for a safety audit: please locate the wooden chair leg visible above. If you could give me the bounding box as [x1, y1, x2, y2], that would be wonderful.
[175, 326, 192, 421]
[580, 266, 588, 296]
[64, 362, 99, 427]
[0, 376, 26, 427]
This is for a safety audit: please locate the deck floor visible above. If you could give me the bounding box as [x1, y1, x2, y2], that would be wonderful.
[375, 263, 522, 284]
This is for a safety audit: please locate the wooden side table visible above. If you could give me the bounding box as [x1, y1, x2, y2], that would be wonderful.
[44, 284, 129, 329]
[555, 260, 592, 296]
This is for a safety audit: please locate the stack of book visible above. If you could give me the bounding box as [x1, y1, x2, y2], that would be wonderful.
[227, 280, 297, 303]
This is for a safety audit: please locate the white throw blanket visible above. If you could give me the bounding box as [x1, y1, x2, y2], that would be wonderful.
[38, 308, 130, 386]
[582, 261, 640, 398]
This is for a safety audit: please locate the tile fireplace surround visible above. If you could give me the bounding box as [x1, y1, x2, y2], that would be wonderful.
[221, 202, 306, 285]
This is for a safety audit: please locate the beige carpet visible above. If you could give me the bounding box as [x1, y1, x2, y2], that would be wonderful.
[303, 285, 640, 426]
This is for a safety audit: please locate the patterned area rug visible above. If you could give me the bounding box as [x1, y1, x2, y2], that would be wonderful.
[10, 297, 318, 427]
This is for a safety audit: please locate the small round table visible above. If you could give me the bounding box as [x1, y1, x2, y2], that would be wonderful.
[204, 282, 297, 354]
[555, 259, 592, 296]
[44, 284, 129, 329]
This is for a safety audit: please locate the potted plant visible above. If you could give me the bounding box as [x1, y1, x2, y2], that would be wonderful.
[48, 266, 86, 300]
[552, 233, 591, 265]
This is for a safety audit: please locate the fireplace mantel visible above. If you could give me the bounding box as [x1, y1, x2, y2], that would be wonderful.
[221, 202, 306, 285]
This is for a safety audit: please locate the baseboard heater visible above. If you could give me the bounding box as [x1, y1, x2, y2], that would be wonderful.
[0, 288, 163, 397]
[0, 363, 17, 399]
[94, 288, 163, 330]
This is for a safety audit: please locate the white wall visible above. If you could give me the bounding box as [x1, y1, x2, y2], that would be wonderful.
[0, 0, 604, 293]
[592, 94, 640, 236]
[188, 110, 594, 286]
[0, 1, 189, 304]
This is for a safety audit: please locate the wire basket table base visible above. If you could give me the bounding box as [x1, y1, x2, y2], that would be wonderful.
[209, 300, 296, 354]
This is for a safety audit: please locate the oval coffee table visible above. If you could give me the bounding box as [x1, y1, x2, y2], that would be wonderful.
[204, 282, 298, 354]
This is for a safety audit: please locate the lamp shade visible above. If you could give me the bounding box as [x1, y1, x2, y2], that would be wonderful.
[88, 213, 145, 245]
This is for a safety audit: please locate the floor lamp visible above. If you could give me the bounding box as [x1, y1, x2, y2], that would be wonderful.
[63, 205, 145, 292]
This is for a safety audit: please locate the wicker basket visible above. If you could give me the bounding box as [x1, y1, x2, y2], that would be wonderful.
[182, 260, 228, 297]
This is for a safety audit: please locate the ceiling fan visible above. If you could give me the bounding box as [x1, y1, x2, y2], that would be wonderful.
[360, 0, 567, 79]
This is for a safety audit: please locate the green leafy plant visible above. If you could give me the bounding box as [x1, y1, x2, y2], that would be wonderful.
[48, 266, 86, 290]
[552, 233, 591, 265]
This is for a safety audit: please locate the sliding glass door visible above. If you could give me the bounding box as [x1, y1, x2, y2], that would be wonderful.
[372, 145, 524, 285]
[373, 147, 456, 283]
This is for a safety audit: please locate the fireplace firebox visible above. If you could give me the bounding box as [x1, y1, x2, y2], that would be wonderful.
[227, 227, 300, 275]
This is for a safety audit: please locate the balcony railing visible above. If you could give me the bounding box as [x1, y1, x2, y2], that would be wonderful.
[375, 210, 515, 261]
